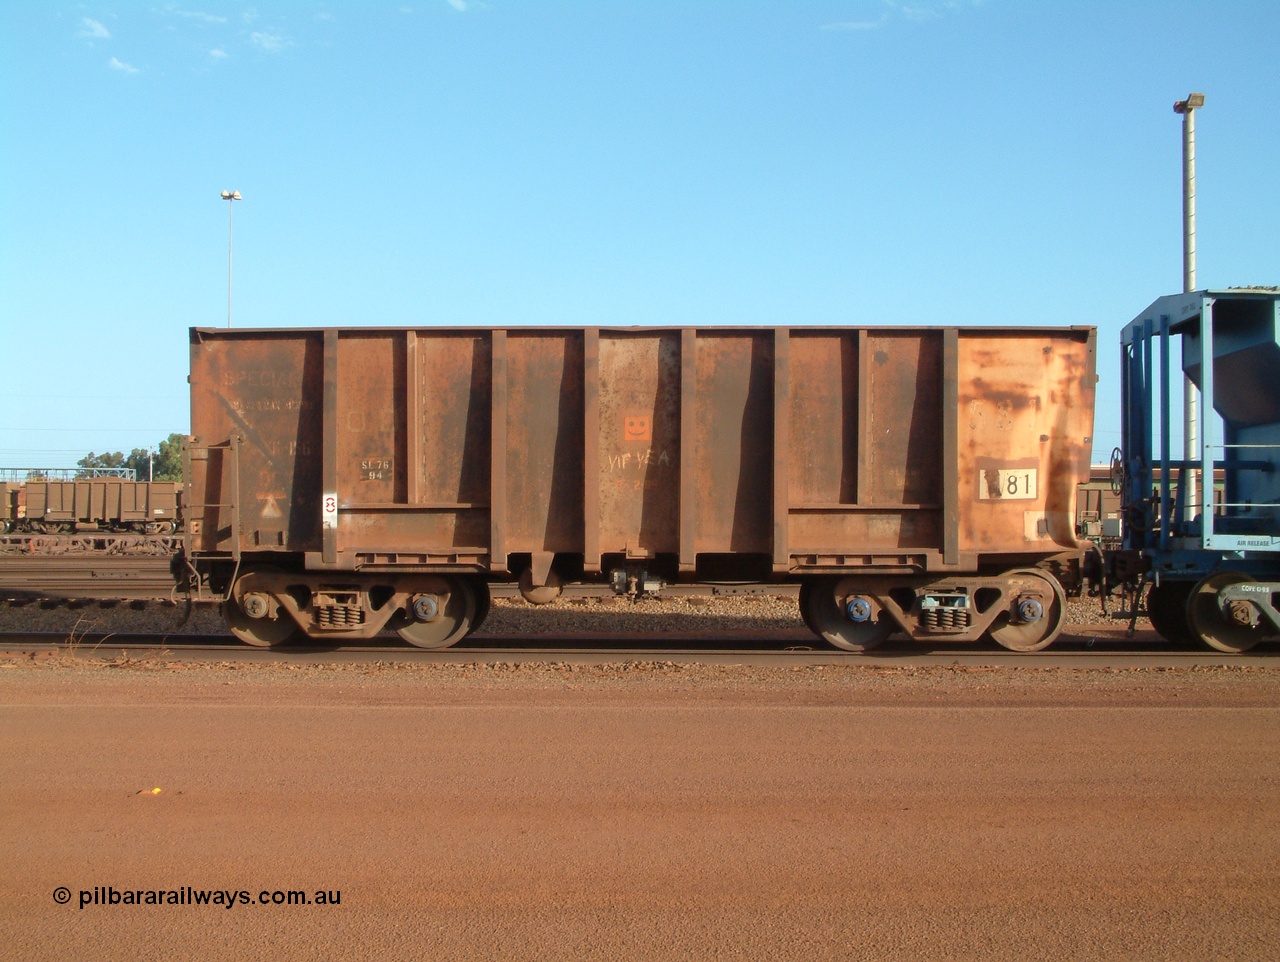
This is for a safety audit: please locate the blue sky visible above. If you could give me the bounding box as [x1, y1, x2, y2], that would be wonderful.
[1, 0, 1277, 470]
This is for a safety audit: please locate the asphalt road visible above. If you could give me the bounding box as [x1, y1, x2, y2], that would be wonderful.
[2, 662, 1278, 961]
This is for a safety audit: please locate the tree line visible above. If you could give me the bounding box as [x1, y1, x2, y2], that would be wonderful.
[76, 433, 185, 482]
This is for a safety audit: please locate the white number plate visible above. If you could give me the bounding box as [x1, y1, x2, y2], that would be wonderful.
[978, 468, 1038, 501]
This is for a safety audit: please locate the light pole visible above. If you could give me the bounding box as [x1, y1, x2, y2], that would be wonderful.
[1173, 94, 1204, 517]
[1174, 94, 1204, 292]
[221, 190, 242, 327]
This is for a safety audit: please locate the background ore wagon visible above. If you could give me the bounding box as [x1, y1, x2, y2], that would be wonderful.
[17, 480, 181, 534]
[0, 483, 17, 533]
[0, 479, 184, 603]
[182, 324, 1096, 651]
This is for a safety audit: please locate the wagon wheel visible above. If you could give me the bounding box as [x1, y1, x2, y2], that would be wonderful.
[1109, 446, 1125, 496]
[1187, 572, 1265, 653]
[1145, 581, 1196, 645]
[221, 599, 301, 648]
[801, 579, 894, 652]
[390, 579, 476, 649]
[798, 583, 819, 635]
[986, 569, 1066, 652]
[471, 581, 492, 633]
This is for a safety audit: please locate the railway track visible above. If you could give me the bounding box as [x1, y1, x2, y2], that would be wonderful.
[0, 552, 178, 600]
[2, 629, 1274, 668]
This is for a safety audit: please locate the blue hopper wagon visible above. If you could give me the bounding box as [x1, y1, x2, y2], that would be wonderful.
[1119, 287, 1280, 651]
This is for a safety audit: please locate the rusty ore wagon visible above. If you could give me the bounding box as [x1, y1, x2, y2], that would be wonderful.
[181, 324, 1097, 651]
[13, 480, 182, 535]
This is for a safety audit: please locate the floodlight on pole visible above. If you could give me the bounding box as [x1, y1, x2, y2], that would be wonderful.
[221, 190, 242, 327]
[1173, 93, 1204, 518]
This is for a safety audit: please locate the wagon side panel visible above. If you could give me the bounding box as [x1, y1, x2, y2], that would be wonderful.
[786, 330, 943, 562]
[957, 330, 1096, 555]
[409, 332, 492, 552]
[693, 332, 774, 555]
[503, 332, 585, 558]
[187, 331, 323, 556]
[596, 331, 681, 557]
[333, 332, 404, 551]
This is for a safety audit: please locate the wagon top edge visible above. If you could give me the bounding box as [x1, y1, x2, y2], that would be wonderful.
[190, 323, 1097, 341]
[1123, 287, 1280, 339]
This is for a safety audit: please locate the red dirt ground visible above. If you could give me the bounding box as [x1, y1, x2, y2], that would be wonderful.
[2, 660, 1278, 961]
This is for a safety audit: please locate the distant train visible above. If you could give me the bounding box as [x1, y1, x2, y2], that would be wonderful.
[0, 479, 183, 536]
